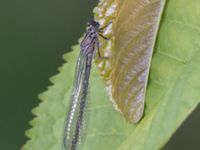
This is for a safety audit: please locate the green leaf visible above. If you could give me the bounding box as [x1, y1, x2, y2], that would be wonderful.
[23, 0, 200, 150]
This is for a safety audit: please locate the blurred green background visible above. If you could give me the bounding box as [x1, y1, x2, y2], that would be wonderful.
[0, 0, 199, 150]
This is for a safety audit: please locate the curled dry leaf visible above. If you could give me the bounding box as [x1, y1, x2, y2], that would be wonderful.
[95, 0, 166, 123]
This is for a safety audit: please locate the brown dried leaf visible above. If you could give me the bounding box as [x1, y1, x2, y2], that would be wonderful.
[95, 0, 166, 123]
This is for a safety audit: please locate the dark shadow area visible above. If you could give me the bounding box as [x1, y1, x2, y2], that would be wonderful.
[163, 105, 200, 150]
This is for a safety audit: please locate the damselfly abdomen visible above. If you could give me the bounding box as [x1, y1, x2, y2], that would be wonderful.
[63, 20, 109, 150]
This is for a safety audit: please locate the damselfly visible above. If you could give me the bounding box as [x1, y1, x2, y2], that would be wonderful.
[63, 20, 110, 150]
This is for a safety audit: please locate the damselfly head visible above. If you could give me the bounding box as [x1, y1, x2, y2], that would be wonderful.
[87, 20, 100, 30]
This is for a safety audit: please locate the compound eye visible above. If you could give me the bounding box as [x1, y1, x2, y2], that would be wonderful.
[95, 22, 100, 27]
[88, 28, 92, 32]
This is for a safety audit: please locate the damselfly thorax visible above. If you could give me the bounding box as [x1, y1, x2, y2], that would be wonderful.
[81, 20, 109, 58]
